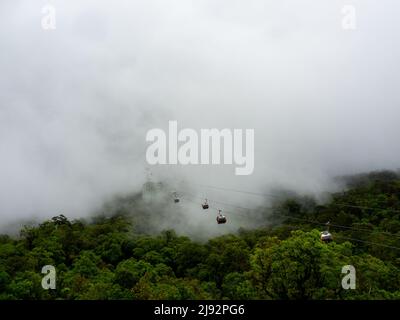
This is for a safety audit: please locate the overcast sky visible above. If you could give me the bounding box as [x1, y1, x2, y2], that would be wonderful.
[1, 1, 400, 230]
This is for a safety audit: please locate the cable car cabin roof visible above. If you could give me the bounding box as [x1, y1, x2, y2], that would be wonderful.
[321, 231, 332, 236]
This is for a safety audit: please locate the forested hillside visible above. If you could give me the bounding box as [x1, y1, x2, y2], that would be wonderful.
[1, 171, 399, 300]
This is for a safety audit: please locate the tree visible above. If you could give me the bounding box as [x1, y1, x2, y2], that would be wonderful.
[250, 230, 352, 299]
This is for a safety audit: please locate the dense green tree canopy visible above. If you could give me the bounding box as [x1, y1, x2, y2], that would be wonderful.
[0, 171, 399, 300]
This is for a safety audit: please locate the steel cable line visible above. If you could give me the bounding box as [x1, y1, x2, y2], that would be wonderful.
[193, 183, 400, 214]
[176, 189, 400, 239]
[178, 190, 252, 213]
[179, 194, 400, 251]
[175, 183, 400, 238]
[173, 187, 400, 249]
[333, 235, 400, 251]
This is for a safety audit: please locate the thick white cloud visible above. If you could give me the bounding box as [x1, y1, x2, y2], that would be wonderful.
[0, 0, 399, 230]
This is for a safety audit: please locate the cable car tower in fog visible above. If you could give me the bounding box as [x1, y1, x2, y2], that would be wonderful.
[142, 168, 163, 203]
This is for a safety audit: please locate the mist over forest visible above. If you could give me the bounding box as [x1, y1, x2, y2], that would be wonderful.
[1, 1, 400, 232]
[1, 1, 400, 302]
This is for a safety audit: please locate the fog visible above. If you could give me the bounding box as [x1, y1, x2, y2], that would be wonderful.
[1, 1, 400, 235]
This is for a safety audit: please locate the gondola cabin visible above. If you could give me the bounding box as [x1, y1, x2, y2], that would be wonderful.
[320, 231, 333, 242]
[216, 210, 227, 224]
[217, 215, 227, 224]
[173, 192, 180, 203]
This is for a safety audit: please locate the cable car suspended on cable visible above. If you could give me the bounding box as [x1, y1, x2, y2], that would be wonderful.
[320, 221, 333, 242]
[202, 199, 209, 210]
[173, 192, 180, 203]
[216, 210, 227, 224]
[320, 231, 333, 242]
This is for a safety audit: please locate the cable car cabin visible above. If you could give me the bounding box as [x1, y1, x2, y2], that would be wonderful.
[320, 231, 333, 242]
[173, 192, 180, 203]
[216, 215, 227, 224]
[202, 199, 209, 210]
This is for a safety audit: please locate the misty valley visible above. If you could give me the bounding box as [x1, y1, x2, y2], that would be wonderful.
[2, 0, 400, 310]
[0, 170, 399, 300]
